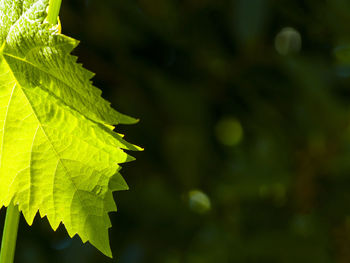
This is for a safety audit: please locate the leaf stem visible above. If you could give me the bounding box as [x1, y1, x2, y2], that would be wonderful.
[0, 204, 20, 263]
[47, 0, 63, 25]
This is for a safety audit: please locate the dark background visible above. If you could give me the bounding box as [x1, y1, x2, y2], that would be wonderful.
[3, 0, 350, 262]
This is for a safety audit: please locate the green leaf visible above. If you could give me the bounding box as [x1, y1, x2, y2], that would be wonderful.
[0, 0, 141, 257]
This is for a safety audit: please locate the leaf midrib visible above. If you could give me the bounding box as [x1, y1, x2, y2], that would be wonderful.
[2, 50, 98, 120]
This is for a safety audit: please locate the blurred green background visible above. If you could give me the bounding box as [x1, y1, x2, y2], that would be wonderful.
[4, 0, 350, 262]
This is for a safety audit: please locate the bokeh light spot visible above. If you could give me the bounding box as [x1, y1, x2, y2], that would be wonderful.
[189, 190, 211, 214]
[215, 117, 243, 146]
[275, 27, 302, 55]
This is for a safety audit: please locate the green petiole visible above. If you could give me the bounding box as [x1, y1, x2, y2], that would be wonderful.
[47, 0, 63, 25]
[0, 204, 21, 263]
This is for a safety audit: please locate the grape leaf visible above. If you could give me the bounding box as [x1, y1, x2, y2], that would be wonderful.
[0, 0, 141, 257]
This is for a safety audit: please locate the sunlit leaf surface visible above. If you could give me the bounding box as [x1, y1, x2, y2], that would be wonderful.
[0, 0, 140, 257]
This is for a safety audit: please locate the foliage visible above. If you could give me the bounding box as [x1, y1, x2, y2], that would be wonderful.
[0, 0, 139, 257]
[3, 0, 350, 262]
